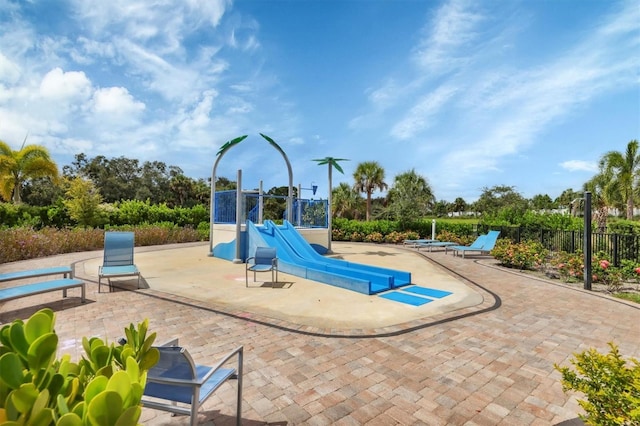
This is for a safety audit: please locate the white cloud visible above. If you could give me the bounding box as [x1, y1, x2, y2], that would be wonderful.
[70, 0, 230, 48]
[92, 86, 145, 116]
[39, 68, 92, 101]
[70, 37, 117, 64]
[176, 90, 217, 137]
[225, 96, 253, 115]
[412, 0, 485, 72]
[289, 137, 304, 146]
[55, 137, 95, 154]
[366, 79, 399, 110]
[560, 160, 598, 173]
[0, 52, 21, 84]
[229, 28, 260, 52]
[390, 84, 458, 140]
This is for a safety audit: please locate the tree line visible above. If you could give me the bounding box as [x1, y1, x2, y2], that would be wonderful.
[0, 139, 637, 229]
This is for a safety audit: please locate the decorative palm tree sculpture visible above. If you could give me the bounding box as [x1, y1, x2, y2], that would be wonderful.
[312, 157, 349, 253]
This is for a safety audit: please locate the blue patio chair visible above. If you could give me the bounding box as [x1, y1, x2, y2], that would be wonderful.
[98, 231, 140, 292]
[245, 247, 278, 287]
[143, 340, 243, 426]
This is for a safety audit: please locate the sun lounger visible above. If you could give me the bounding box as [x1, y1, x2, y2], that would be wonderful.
[450, 230, 501, 258]
[416, 240, 465, 253]
[0, 278, 85, 303]
[417, 235, 487, 253]
[403, 239, 438, 247]
[0, 266, 73, 282]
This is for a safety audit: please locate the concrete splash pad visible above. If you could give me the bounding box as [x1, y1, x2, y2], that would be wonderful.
[79, 242, 483, 330]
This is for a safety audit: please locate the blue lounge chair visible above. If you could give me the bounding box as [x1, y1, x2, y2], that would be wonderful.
[98, 231, 140, 292]
[416, 235, 486, 253]
[403, 239, 438, 247]
[245, 247, 278, 287]
[450, 230, 501, 258]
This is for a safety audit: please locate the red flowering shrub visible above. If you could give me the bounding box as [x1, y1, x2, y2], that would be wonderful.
[550, 251, 584, 282]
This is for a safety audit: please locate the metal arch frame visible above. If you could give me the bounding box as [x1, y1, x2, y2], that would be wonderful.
[209, 134, 294, 255]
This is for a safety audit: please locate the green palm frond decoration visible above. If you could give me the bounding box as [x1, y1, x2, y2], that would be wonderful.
[259, 133, 286, 157]
[312, 157, 349, 174]
[216, 135, 248, 157]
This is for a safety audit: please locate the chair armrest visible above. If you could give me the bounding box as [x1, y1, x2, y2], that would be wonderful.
[197, 346, 244, 385]
[246, 257, 256, 265]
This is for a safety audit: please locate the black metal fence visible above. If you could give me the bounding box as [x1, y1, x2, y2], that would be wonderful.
[483, 225, 640, 267]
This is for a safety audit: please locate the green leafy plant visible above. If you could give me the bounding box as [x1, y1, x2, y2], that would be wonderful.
[0, 308, 159, 425]
[491, 239, 547, 270]
[555, 343, 640, 426]
[619, 259, 640, 283]
[63, 177, 105, 228]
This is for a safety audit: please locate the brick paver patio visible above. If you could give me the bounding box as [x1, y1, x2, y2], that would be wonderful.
[1, 242, 638, 425]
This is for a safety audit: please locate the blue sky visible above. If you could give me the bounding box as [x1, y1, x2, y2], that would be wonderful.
[0, 0, 638, 202]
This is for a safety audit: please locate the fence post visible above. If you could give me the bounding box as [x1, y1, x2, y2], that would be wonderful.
[584, 192, 592, 290]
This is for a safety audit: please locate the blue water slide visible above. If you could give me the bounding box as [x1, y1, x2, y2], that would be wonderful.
[262, 221, 405, 291]
[246, 221, 393, 294]
[269, 220, 412, 288]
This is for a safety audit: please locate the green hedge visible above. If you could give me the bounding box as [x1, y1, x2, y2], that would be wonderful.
[332, 218, 478, 241]
[0, 201, 209, 229]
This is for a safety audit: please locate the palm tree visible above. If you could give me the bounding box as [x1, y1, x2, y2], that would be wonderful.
[0, 139, 59, 203]
[584, 170, 613, 233]
[452, 197, 467, 214]
[313, 157, 349, 252]
[386, 169, 435, 225]
[353, 161, 387, 221]
[332, 182, 362, 219]
[599, 140, 640, 220]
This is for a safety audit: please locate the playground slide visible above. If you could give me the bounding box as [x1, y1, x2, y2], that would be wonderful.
[247, 221, 394, 294]
[267, 220, 412, 288]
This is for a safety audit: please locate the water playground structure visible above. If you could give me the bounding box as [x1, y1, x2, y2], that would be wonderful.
[208, 134, 412, 295]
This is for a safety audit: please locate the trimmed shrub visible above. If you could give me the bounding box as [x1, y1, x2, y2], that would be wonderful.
[491, 239, 547, 270]
[364, 232, 384, 243]
[0, 225, 204, 264]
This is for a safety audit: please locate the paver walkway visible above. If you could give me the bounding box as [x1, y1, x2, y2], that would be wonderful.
[1, 242, 638, 425]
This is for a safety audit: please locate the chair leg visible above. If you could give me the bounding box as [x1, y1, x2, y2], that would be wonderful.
[190, 399, 199, 426]
[236, 374, 243, 426]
